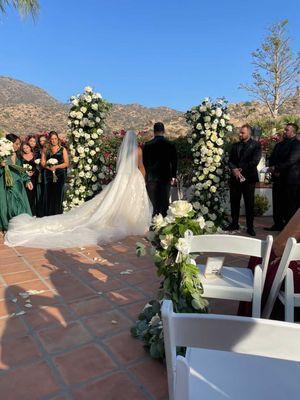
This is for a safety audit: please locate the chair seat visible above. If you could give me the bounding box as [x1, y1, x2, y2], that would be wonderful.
[197, 264, 254, 301]
[186, 348, 300, 400]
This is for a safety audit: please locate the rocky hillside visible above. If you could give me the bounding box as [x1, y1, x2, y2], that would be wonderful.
[0, 76, 299, 137]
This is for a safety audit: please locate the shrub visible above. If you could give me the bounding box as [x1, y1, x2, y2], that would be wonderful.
[254, 194, 269, 216]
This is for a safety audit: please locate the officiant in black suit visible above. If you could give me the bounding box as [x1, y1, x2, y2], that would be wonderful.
[226, 124, 262, 236]
[143, 122, 177, 217]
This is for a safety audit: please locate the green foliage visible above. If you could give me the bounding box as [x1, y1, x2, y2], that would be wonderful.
[0, 0, 39, 17]
[173, 136, 193, 187]
[254, 194, 269, 216]
[250, 115, 300, 138]
[132, 201, 217, 360]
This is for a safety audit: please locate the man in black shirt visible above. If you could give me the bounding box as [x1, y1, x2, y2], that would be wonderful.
[143, 122, 177, 217]
[265, 123, 300, 230]
[226, 124, 262, 236]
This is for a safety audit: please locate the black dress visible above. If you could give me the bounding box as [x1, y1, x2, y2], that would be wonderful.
[22, 157, 37, 216]
[44, 147, 67, 216]
[35, 150, 45, 218]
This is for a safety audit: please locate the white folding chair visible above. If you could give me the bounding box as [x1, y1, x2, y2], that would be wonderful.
[162, 300, 300, 400]
[188, 234, 273, 317]
[263, 237, 300, 322]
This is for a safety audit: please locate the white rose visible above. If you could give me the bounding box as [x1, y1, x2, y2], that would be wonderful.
[90, 150, 96, 156]
[227, 125, 233, 132]
[168, 200, 193, 218]
[197, 216, 206, 229]
[152, 214, 167, 231]
[85, 95, 92, 103]
[175, 238, 190, 255]
[71, 99, 79, 106]
[199, 105, 207, 112]
[73, 156, 79, 163]
[92, 165, 98, 172]
[84, 86, 93, 93]
[92, 104, 98, 111]
[160, 234, 174, 249]
[76, 111, 83, 120]
[193, 201, 201, 210]
[80, 107, 87, 113]
[215, 108, 222, 117]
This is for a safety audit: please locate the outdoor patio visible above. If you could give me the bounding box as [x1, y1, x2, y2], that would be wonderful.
[0, 217, 272, 400]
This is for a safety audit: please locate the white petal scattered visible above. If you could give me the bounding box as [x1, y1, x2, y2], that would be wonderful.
[24, 304, 33, 308]
[27, 290, 45, 295]
[19, 292, 30, 299]
[11, 298, 18, 303]
[15, 311, 26, 316]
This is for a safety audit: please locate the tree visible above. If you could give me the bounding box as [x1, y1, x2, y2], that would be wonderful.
[241, 20, 300, 119]
[0, 0, 39, 17]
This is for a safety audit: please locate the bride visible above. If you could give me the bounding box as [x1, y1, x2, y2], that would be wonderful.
[5, 131, 152, 249]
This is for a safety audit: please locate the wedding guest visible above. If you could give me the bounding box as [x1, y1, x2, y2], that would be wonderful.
[275, 123, 300, 223]
[0, 134, 33, 232]
[37, 134, 47, 156]
[41, 131, 69, 216]
[239, 208, 300, 320]
[20, 142, 37, 216]
[27, 135, 39, 156]
[143, 122, 177, 217]
[34, 134, 48, 217]
[226, 124, 262, 236]
[265, 123, 300, 230]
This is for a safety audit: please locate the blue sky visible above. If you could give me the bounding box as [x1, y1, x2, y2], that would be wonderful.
[0, 0, 299, 110]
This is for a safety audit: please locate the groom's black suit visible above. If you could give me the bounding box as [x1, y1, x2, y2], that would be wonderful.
[143, 135, 177, 217]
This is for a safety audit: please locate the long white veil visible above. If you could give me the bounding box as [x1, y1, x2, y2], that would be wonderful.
[5, 131, 152, 248]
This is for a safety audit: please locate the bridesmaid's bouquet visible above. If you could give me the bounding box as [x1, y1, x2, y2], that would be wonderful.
[34, 158, 42, 183]
[46, 158, 58, 183]
[0, 137, 15, 186]
[23, 164, 33, 175]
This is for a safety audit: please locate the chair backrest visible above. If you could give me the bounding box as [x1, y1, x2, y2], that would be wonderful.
[188, 234, 273, 285]
[161, 299, 300, 400]
[262, 238, 300, 319]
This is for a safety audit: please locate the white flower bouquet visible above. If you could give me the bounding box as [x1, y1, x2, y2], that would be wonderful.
[23, 164, 33, 174]
[46, 158, 58, 183]
[0, 137, 15, 186]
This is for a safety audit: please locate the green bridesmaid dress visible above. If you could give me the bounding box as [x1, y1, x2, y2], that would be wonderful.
[0, 156, 32, 232]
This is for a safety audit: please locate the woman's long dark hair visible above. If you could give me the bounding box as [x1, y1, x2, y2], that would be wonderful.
[6, 133, 19, 143]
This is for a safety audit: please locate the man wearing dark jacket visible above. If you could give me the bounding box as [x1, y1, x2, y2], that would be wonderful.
[276, 123, 300, 223]
[265, 123, 300, 230]
[143, 122, 177, 217]
[227, 124, 262, 236]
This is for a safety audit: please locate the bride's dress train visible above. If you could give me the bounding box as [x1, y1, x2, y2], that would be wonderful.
[5, 131, 152, 249]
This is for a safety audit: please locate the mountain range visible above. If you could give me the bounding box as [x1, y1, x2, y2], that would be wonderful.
[0, 76, 299, 137]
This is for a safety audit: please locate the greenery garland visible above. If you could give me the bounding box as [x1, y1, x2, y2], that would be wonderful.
[132, 200, 217, 359]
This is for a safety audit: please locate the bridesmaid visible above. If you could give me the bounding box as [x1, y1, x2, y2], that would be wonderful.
[35, 134, 48, 217]
[0, 134, 33, 232]
[20, 142, 37, 216]
[37, 134, 47, 155]
[27, 135, 39, 157]
[41, 131, 69, 216]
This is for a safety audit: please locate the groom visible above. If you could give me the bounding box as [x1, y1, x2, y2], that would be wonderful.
[143, 122, 177, 217]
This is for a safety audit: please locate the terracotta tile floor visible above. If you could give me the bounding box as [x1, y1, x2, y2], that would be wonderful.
[0, 216, 272, 400]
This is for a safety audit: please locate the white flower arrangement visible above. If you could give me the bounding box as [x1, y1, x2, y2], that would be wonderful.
[46, 158, 59, 182]
[186, 98, 232, 226]
[133, 200, 216, 359]
[0, 137, 14, 160]
[64, 86, 112, 210]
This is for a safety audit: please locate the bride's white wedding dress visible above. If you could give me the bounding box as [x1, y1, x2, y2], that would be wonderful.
[5, 131, 152, 249]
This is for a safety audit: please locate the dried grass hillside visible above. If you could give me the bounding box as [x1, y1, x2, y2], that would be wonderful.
[0, 76, 299, 138]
